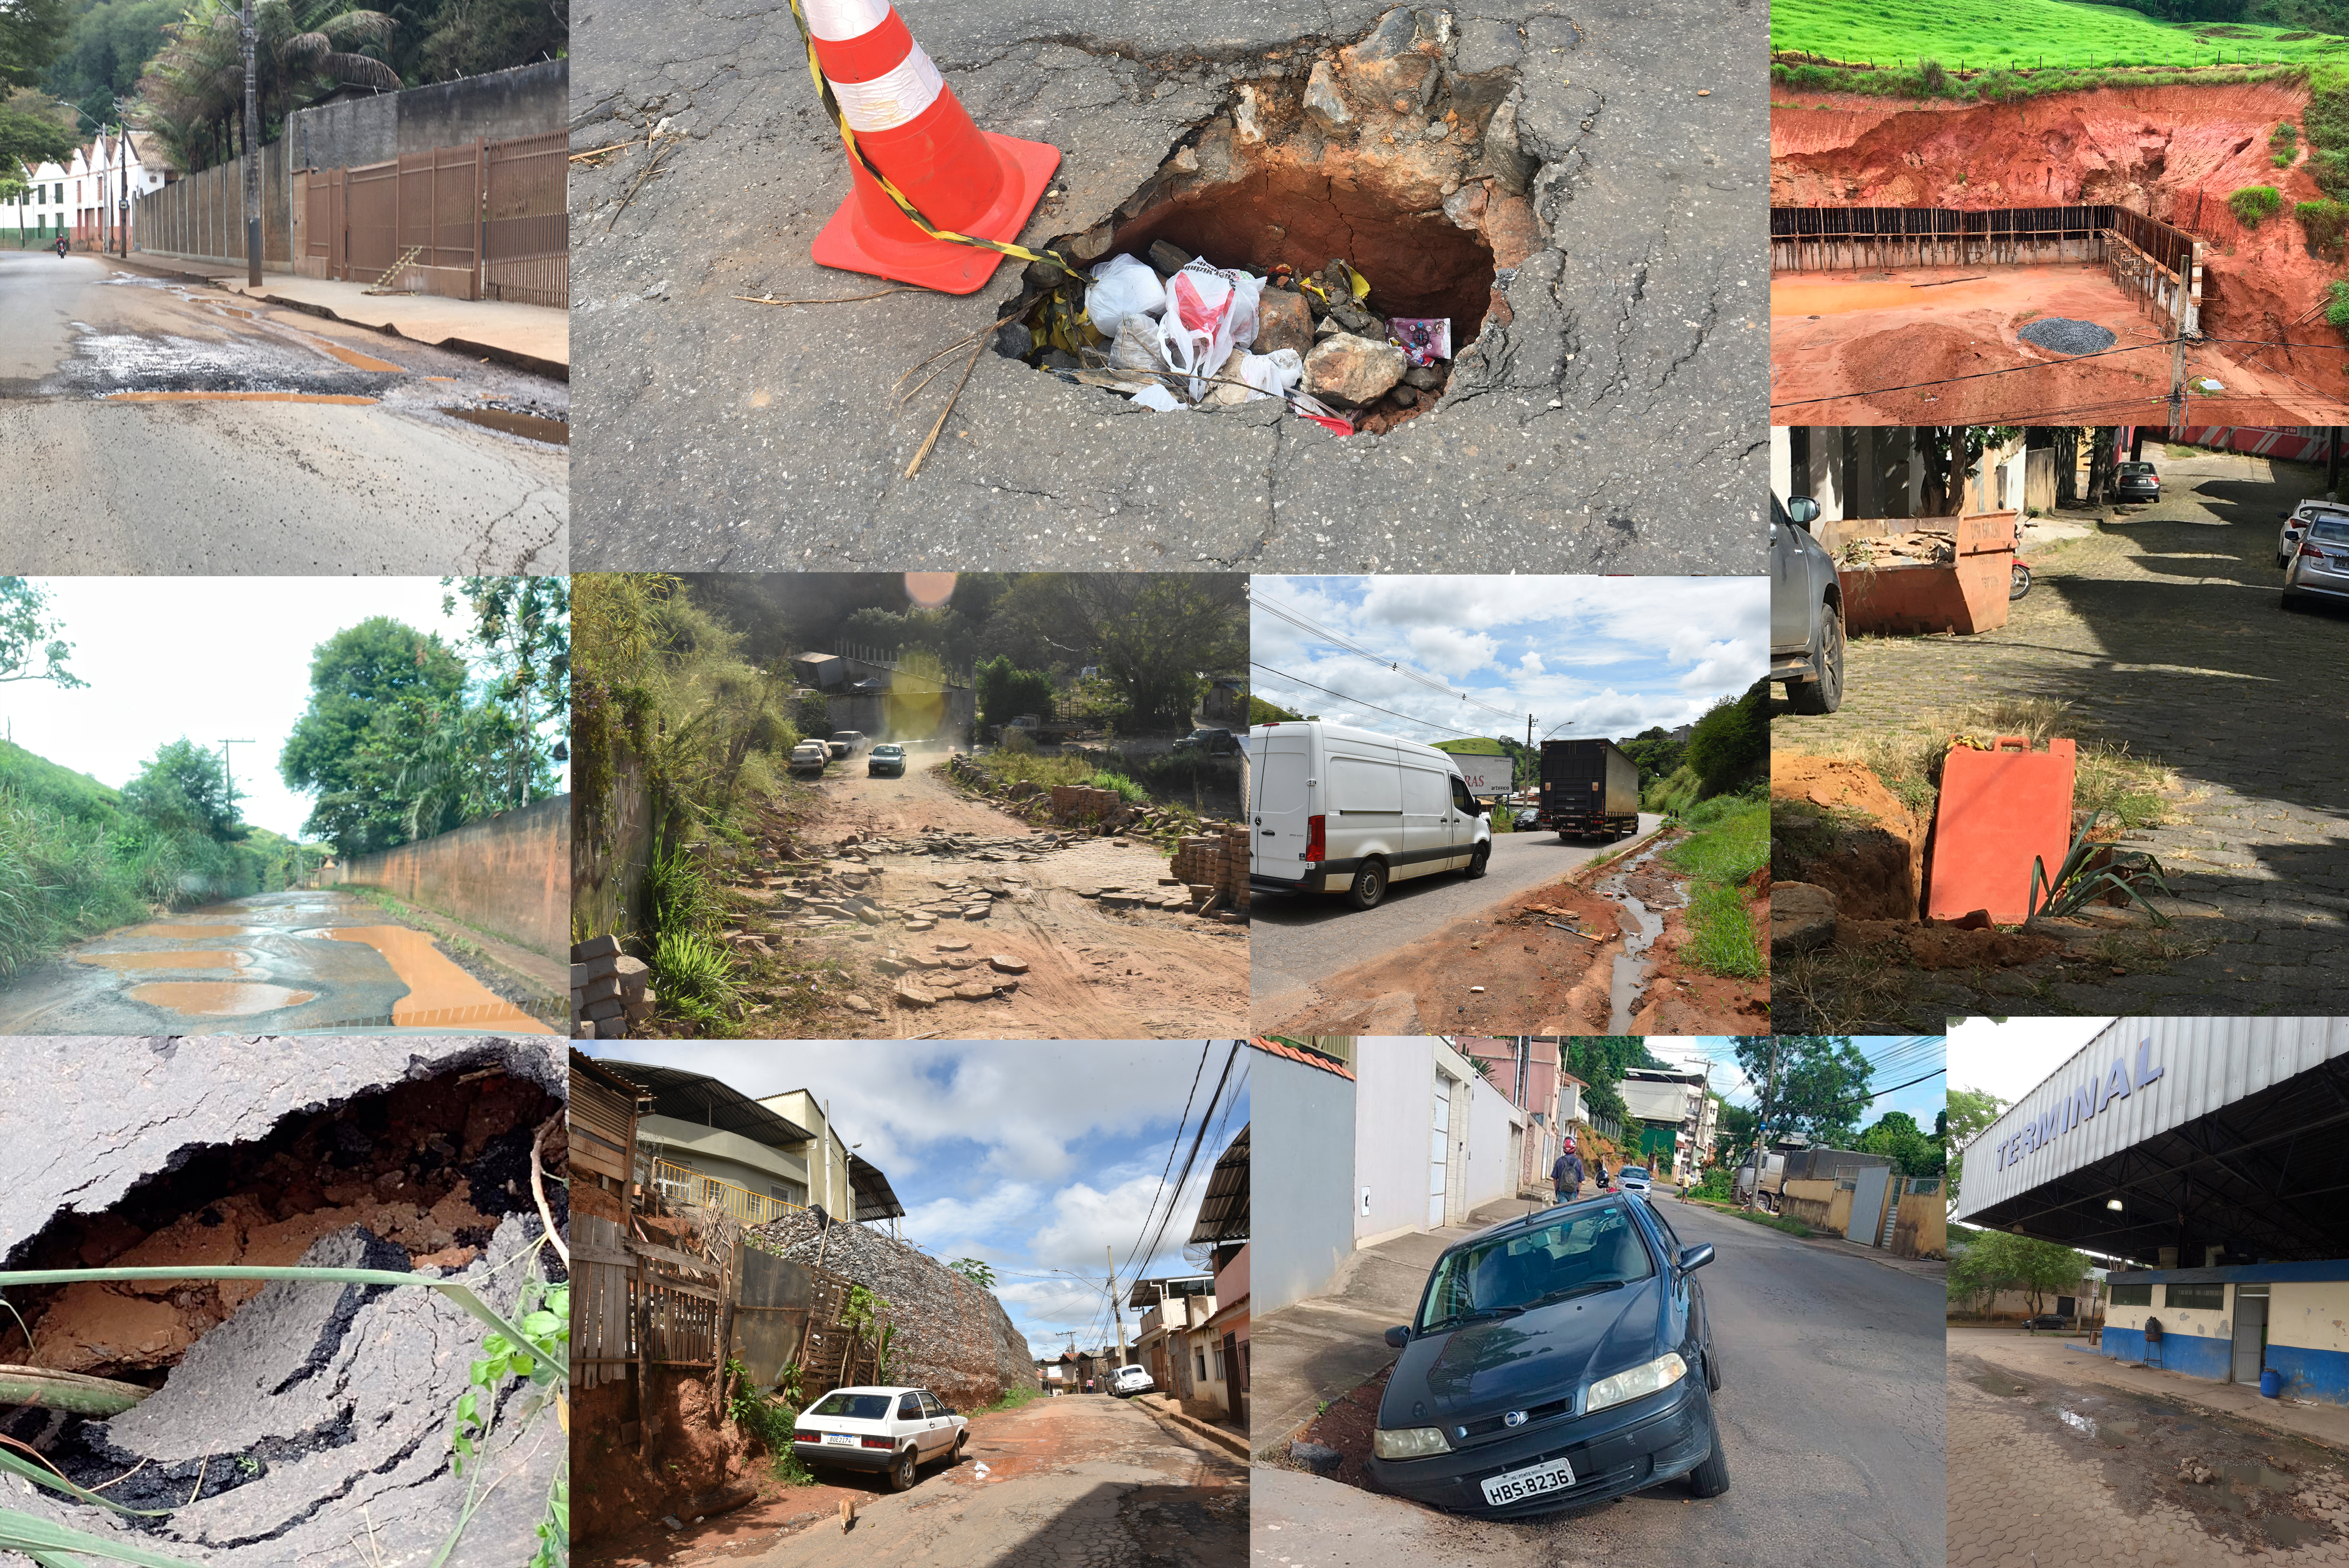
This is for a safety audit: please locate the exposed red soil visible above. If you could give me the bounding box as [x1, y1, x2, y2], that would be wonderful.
[1289, 1363, 1392, 1493]
[576, 1372, 760, 1550]
[1771, 754, 1927, 921]
[1631, 880, 1774, 1034]
[1837, 916, 2066, 968]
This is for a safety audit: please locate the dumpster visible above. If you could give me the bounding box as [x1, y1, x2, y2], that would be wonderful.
[1828, 511, 2019, 636]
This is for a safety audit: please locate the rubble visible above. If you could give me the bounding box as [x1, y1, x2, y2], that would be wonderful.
[572, 932, 655, 1038]
[1305, 331, 1410, 405]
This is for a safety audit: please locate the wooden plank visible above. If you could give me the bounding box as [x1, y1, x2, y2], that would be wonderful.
[630, 1240, 719, 1274]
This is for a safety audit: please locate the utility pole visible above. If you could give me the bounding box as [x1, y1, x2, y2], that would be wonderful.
[1108, 1245, 1128, 1368]
[241, 0, 260, 287]
[116, 119, 127, 258]
[2329, 427, 2342, 502]
[218, 739, 255, 820]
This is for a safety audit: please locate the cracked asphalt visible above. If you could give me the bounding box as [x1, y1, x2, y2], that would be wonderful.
[569, 0, 1764, 570]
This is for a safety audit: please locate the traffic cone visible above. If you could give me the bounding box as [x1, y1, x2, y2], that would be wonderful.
[803, 0, 1062, 294]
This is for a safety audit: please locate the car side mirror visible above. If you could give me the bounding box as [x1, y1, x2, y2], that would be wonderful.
[1677, 1243, 1715, 1273]
[1384, 1326, 1412, 1348]
[1786, 495, 1820, 527]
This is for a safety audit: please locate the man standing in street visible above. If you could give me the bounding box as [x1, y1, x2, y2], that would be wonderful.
[1551, 1139, 1585, 1204]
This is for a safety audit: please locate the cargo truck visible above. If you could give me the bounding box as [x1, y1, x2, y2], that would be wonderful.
[1537, 739, 1640, 841]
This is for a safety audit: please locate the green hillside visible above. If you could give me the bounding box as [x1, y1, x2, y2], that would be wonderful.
[1774, 0, 2349, 70]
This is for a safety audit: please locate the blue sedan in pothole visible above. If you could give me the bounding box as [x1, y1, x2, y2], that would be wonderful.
[1367, 1193, 1729, 1517]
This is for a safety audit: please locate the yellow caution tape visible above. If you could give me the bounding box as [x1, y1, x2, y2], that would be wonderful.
[786, 0, 1089, 294]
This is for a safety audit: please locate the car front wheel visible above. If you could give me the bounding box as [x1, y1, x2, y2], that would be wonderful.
[1348, 859, 1388, 911]
[1464, 843, 1489, 879]
[1685, 1406, 1731, 1498]
[1789, 605, 1844, 715]
[1705, 1344, 1722, 1392]
[887, 1445, 919, 1492]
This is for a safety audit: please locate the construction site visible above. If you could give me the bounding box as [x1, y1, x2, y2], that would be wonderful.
[1771, 82, 2349, 424]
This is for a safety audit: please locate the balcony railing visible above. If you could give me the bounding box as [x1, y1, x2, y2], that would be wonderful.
[646, 1157, 809, 1229]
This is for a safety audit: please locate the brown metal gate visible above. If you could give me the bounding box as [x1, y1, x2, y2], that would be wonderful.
[296, 130, 566, 306]
[483, 130, 567, 307]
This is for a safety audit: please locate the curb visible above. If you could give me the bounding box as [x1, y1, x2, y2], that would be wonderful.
[1129, 1395, 1248, 1460]
[241, 291, 570, 382]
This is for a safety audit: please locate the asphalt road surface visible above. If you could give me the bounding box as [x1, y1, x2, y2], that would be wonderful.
[0, 252, 567, 571]
[0, 890, 558, 1035]
[1256, 1195, 1945, 1568]
[1249, 815, 1659, 1014]
[569, 0, 1764, 570]
[737, 1391, 1244, 1568]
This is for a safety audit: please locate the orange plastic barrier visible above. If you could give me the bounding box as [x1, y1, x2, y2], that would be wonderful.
[1928, 736, 2076, 925]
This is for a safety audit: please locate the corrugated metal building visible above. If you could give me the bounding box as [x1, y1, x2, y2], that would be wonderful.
[1955, 1018, 2349, 1402]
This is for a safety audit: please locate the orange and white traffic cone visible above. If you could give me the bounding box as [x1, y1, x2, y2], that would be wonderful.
[799, 0, 1062, 294]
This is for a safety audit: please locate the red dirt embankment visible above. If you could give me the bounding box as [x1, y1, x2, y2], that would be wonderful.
[1772, 82, 2349, 400]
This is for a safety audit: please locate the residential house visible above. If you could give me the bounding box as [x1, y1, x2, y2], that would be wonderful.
[1458, 1039, 1567, 1197]
[5, 132, 171, 248]
[1185, 1123, 1248, 1427]
[1130, 1275, 1214, 1395]
[5, 159, 69, 242]
[1773, 425, 2053, 523]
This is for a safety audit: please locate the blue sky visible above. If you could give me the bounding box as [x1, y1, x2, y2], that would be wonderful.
[583, 1042, 1249, 1360]
[1251, 575, 1768, 745]
[1649, 1036, 1946, 1132]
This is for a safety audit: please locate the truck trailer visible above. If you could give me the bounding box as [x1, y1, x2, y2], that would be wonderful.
[1537, 739, 1640, 840]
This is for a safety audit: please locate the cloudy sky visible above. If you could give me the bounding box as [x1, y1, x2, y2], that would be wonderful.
[4, 577, 563, 839]
[1650, 1035, 1946, 1130]
[583, 1042, 1249, 1360]
[1251, 575, 1769, 745]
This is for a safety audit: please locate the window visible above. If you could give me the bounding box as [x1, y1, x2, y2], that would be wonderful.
[896, 1393, 923, 1420]
[1196, 1349, 1207, 1381]
[2167, 1283, 2224, 1311]
[2108, 1283, 2152, 1307]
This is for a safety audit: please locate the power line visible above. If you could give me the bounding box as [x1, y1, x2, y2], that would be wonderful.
[1251, 662, 1494, 738]
[1867, 1067, 1947, 1101]
[1770, 338, 2178, 410]
[1118, 1041, 1212, 1289]
[1255, 594, 1522, 724]
[1131, 1042, 1240, 1284]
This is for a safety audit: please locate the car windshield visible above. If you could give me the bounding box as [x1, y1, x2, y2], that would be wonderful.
[1417, 1205, 1654, 1331]
[2310, 519, 2349, 543]
[809, 1392, 894, 1420]
[875, 745, 903, 755]
[2119, 463, 2154, 476]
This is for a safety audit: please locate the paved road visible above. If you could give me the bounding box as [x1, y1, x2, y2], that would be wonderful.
[1250, 814, 1658, 1013]
[0, 252, 567, 571]
[1773, 442, 2349, 1021]
[1255, 1193, 1945, 1568]
[1948, 1327, 2349, 1566]
[0, 890, 558, 1035]
[741, 1391, 1243, 1567]
[568, 0, 1763, 571]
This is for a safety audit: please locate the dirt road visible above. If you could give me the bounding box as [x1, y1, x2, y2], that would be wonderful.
[727, 753, 1248, 1039]
[0, 889, 559, 1034]
[0, 252, 565, 571]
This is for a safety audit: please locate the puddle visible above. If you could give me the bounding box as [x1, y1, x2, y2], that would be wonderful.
[2059, 1408, 2098, 1439]
[1597, 847, 1675, 1031]
[443, 405, 569, 444]
[324, 926, 555, 1033]
[312, 341, 406, 373]
[123, 923, 249, 938]
[74, 949, 251, 971]
[125, 981, 319, 1016]
[102, 390, 378, 404]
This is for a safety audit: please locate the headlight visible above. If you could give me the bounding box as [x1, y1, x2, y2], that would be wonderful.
[1372, 1425, 1453, 1459]
[1584, 1352, 1688, 1415]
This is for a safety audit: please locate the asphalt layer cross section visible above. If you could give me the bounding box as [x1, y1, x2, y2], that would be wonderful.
[568, 0, 1765, 571]
[1252, 1191, 1944, 1568]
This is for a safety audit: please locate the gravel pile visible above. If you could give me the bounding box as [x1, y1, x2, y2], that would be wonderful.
[2019, 317, 2117, 355]
[749, 1211, 1030, 1412]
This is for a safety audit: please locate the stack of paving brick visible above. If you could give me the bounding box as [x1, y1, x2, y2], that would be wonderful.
[1048, 784, 1127, 828]
[571, 934, 654, 1038]
[1168, 823, 1251, 920]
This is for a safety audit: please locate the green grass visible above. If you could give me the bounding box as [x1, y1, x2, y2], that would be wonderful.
[1733, 1208, 1816, 1238]
[2231, 184, 2286, 224]
[1662, 794, 1768, 980]
[1772, 0, 2349, 72]
[979, 1381, 1046, 1415]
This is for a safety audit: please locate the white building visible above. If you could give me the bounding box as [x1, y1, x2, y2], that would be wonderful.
[6, 132, 171, 249]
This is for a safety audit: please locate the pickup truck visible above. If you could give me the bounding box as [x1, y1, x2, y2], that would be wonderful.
[1770, 493, 1845, 714]
[1172, 727, 1239, 756]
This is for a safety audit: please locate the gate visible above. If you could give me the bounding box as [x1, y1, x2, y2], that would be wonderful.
[285, 130, 567, 306]
[1846, 1164, 1893, 1244]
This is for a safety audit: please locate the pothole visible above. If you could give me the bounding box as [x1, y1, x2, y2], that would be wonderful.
[996, 9, 1544, 436]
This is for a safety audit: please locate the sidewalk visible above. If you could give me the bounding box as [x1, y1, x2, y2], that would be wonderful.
[207, 269, 567, 378]
[1954, 1326, 2349, 1453]
[1251, 1196, 1544, 1457]
[1127, 1391, 1248, 1460]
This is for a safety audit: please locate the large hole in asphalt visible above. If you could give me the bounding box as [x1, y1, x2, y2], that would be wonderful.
[0, 1063, 564, 1515]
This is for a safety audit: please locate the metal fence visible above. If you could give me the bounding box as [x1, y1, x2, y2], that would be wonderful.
[482, 131, 567, 306]
[134, 142, 294, 269]
[1770, 203, 2200, 280]
[298, 130, 566, 306]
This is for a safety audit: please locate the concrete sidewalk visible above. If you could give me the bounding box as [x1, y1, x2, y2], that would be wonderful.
[1252, 1195, 1549, 1456]
[1955, 1326, 2349, 1453]
[206, 270, 567, 377]
[1128, 1390, 1248, 1459]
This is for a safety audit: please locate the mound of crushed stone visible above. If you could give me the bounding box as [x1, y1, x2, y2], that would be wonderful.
[748, 1210, 1030, 1410]
[2019, 317, 2117, 355]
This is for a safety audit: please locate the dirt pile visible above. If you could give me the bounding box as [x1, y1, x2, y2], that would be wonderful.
[1770, 754, 1927, 921]
[747, 1211, 1030, 1413]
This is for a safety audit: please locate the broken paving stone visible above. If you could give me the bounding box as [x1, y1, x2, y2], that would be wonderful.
[1100, 892, 1145, 909]
[905, 919, 936, 932]
[989, 955, 1029, 974]
[1075, 887, 1102, 899]
[1304, 59, 1355, 135]
[934, 939, 972, 952]
[963, 905, 993, 920]
[1306, 332, 1408, 405]
[952, 983, 997, 1001]
[894, 982, 937, 1009]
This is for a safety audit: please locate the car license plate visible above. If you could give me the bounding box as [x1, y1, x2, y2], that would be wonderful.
[1480, 1455, 1576, 1506]
[823, 1433, 856, 1447]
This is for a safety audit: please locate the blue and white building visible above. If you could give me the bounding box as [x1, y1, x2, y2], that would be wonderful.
[1954, 1018, 2349, 1404]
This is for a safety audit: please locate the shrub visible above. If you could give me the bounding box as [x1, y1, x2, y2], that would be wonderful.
[651, 928, 741, 1022]
[2328, 280, 2349, 330]
[976, 655, 1055, 728]
[2229, 184, 2284, 225]
[2297, 198, 2349, 255]
[1685, 683, 1770, 798]
[1918, 56, 1949, 93]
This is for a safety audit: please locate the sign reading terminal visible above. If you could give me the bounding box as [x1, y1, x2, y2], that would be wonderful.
[1995, 1039, 2163, 1172]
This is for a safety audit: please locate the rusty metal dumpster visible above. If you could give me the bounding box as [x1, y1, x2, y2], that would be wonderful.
[1829, 511, 2018, 636]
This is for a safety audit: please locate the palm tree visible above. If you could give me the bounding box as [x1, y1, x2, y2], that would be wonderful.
[138, 0, 401, 173]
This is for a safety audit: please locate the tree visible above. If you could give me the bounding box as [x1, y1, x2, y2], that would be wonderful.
[1731, 1035, 1876, 1148]
[1948, 1225, 2089, 1319]
[946, 1258, 996, 1290]
[0, 577, 84, 688]
[279, 617, 467, 855]
[442, 575, 569, 815]
[1944, 1086, 2008, 1207]
[1684, 681, 1769, 798]
[137, 0, 401, 175]
[1711, 1095, 1757, 1166]
[121, 737, 242, 841]
[417, 0, 566, 82]
[1248, 694, 1301, 725]
[990, 575, 1244, 734]
[975, 654, 1055, 727]
[0, 0, 72, 87]
[1856, 1110, 1946, 1180]
[0, 95, 76, 173]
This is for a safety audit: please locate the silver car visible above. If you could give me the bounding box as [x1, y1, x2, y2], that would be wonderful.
[2276, 502, 2349, 569]
[2283, 512, 2349, 608]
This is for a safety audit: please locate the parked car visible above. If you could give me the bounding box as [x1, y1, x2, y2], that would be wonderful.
[1173, 726, 1240, 756]
[2114, 460, 2160, 502]
[1248, 720, 1493, 911]
[791, 1386, 968, 1491]
[827, 730, 869, 759]
[2022, 1314, 2071, 1331]
[2282, 511, 2349, 609]
[789, 739, 830, 777]
[1770, 494, 1844, 714]
[1367, 1195, 1727, 1517]
[868, 742, 907, 777]
[1615, 1166, 1653, 1196]
[2277, 502, 2349, 568]
[1109, 1365, 1155, 1397]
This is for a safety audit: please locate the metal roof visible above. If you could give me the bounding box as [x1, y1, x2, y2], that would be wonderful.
[847, 1153, 906, 1222]
[596, 1059, 816, 1150]
[1954, 1019, 2349, 1263]
[1127, 1274, 1215, 1308]
[1188, 1123, 1250, 1244]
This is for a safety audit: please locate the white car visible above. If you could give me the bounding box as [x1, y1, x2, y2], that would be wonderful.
[791, 1385, 968, 1491]
[1109, 1364, 1154, 1396]
[1249, 720, 1494, 911]
[1615, 1166, 1653, 1196]
[2277, 502, 2349, 568]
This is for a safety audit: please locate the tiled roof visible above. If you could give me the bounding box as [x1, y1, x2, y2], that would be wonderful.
[1250, 1036, 1355, 1080]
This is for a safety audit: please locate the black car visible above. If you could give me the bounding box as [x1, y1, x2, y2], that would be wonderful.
[2022, 1314, 2071, 1331]
[1367, 1194, 1727, 1518]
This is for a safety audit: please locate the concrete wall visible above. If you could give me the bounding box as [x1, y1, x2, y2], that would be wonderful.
[2103, 1278, 2349, 1399]
[1894, 1187, 1947, 1257]
[1464, 1073, 1521, 1213]
[1356, 1039, 1440, 1245]
[1254, 1052, 1357, 1315]
[638, 1117, 811, 1201]
[324, 794, 567, 958]
[286, 61, 567, 173]
[575, 741, 654, 943]
[1778, 1176, 1839, 1229]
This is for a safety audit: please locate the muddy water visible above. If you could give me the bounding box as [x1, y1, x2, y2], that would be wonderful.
[1598, 845, 1675, 1031]
[75, 949, 251, 971]
[126, 981, 318, 1015]
[324, 926, 555, 1033]
[126, 923, 250, 939]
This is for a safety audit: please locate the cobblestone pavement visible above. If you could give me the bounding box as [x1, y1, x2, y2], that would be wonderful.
[1773, 444, 2349, 1021]
[1948, 1334, 2349, 1566]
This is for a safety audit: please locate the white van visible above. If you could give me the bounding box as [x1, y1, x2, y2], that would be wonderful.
[1248, 721, 1492, 910]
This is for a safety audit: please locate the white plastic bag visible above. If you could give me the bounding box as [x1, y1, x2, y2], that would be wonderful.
[1235, 347, 1303, 400]
[1162, 260, 1267, 395]
[1085, 254, 1166, 341]
[1132, 383, 1185, 413]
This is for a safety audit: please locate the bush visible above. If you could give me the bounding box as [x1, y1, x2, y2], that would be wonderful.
[2297, 198, 2349, 255]
[2329, 280, 2349, 330]
[1918, 56, 1949, 93]
[976, 655, 1055, 728]
[651, 928, 742, 1023]
[1685, 683, 1770, 798]
[2229, 184, 2284, 225]
[1087, 771, 1150, 805]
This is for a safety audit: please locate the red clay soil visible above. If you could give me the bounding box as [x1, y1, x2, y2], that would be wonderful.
[1629, 873, 1773, 1035]
[1771, 754, 1927, 921]
[576, 1371, 757, 1550]
[1771, 81, 2349, 418]
[1289, 1364, 1392, 1495]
